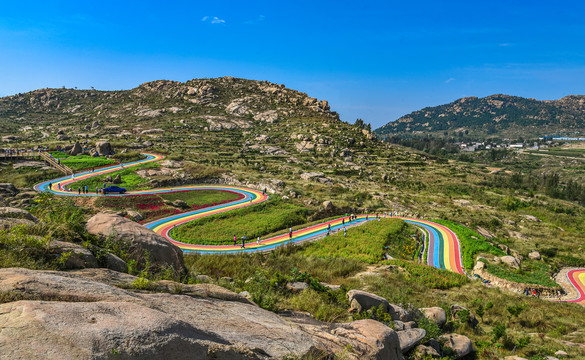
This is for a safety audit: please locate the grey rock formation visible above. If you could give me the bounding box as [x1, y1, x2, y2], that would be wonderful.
[439, 334, 474, 359]
[0, 268, 403, 360]
[420, 307, 447, 328]
[69, 141, 83, 156]
[347, 289, 390, 312]
[95, 141, 114, 156]
[397, 328, 426, 353]
[49, 240, 99, 269]
[86, 213, 185, 273]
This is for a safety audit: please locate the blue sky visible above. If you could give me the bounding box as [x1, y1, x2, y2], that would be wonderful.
[1, 1, 585, 128]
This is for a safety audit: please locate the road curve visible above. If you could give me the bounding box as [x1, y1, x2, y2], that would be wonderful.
[564, 269, 585, 304]
[32, 153, 585, 302]
[33, 153, 466, 267]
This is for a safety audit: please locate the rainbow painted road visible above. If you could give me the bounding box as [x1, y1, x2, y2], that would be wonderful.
[32, 153, 465, 270]
[565, 269, 585, 304]
[34, 152, 585, 304]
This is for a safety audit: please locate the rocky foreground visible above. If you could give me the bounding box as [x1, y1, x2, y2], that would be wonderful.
[0, 267, 404, 359]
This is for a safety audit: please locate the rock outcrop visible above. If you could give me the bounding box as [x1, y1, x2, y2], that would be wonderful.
[347, 289, 390, 313]
[86, 213, 185, 273]
[69, 141, 82, 155]
[420, 307, 447, 328]
[397, 328, 426, 353]
[501, 255, 521, 269]
[0, 268, 404, 360]
[95, 141, 114, 156]
[439, 334, 474, 359]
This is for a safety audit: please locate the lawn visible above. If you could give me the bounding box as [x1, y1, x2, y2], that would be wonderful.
[71, 163, 158, 191]
[94, 190, 242, 223]
[301, 218, 416, 263]
[484, 260, 560, 288]
[171, 199, 310, 245]
[159, 190, 242, 207]
[51, 152, 117, 171]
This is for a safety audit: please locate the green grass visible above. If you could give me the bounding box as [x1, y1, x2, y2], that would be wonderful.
[433, 219, 505, 270]
[485, 260, 559, 288]
[171, 198, 310, 245]
[159, 190, 241, 206]
[384, 259, 469, 289]
[301, 218, 416, 263]
[0, 164, 61, 188]
[51, 152, 116, 171]
[71, 163, 157, 191]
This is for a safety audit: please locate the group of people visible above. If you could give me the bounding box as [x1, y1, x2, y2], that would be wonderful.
[524, 287, 563, 301]
[229, 211, 397, 249]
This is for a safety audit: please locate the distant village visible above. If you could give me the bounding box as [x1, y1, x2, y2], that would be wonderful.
[457, 135, 585, 153]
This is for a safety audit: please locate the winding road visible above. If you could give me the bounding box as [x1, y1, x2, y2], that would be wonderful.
[33, 152, 584, 303]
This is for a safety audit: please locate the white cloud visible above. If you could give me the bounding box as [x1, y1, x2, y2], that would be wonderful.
[445, 78, 455, 84]
[244, 15, 265, 25]
[201, 16, 225, 24]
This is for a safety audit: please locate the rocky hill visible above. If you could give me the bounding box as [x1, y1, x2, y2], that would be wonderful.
[0, 77, 337, 136]
[374, 94, 585, 140]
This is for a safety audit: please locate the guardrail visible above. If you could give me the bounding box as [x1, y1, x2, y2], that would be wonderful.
[39, 152, 73, 175]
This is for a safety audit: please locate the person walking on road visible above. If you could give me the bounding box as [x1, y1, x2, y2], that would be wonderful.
[343, 227, 347, 237]
[233, 235, 237, 246]
[289, 228, 293, 240]
[241, 237, 245, 249]
[48, 182, 52, 190]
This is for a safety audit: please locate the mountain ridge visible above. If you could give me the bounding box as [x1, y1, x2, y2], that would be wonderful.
[374, 94, 585, 140]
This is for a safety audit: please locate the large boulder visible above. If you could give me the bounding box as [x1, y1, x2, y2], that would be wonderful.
[86, 213, 185, 273]
[501, 255, 521, 269]
[0, 267, 405, 359]
[528, 250, 541, 260]
[69, 141, 82, 156]
[95, 141, 114, 156]
[388, 303, 412, 322]
[413, 344, 440, 359]
[0, 268, 139, 302]
[326, 320, 403, 360]
[0, 207, 38, 223]
[0, 300, 265, 360]
[49, 240, 99, 269]
[347, 289, 390, 313]
[420, 307, 447, 328]
[112, 174, 122, 184]
[397, 328, 426, 353]
[439, 334, 473, 359]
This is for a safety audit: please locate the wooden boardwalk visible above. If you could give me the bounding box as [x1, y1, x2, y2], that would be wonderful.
[0, 151, 73, 175]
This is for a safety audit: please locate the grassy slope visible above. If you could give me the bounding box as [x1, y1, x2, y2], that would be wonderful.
[301, 218, 416, 263]
[171, 198, 310, 245]
[159, 190, 240, 206]
[51, 152, 116, 171]
[71, 163, 158, 191]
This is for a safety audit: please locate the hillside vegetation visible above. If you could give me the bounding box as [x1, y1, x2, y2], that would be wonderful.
[374, 94, 585, 140]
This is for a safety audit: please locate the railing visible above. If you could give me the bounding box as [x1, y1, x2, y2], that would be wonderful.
[39, 152, 73, 175]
